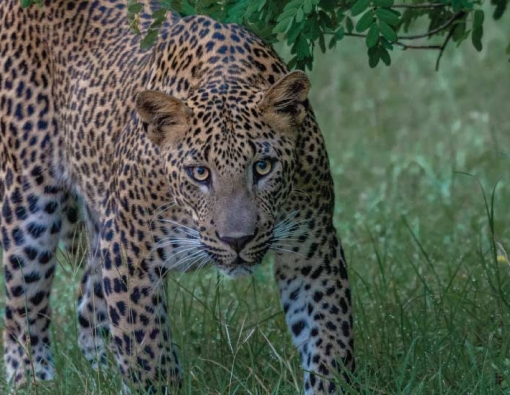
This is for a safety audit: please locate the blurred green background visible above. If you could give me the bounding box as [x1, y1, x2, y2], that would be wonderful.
[1, 9, 510, 395]
[304, 10, 510, 393]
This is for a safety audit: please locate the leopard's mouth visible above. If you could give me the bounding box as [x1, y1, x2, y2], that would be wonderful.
[213, 254, 266, 278]
[199, 237, 271, 277]
[219, 264, 257, 278]
[231, 256, 247, 265]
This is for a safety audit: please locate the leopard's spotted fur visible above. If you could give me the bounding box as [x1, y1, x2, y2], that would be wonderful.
[0, 0, 354, 393]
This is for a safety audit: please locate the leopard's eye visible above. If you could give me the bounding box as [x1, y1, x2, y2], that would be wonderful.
[187, 166, 210, 183]
[254, 159, 272, 177]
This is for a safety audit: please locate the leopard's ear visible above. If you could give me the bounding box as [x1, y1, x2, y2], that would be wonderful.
[259, 71, 310, 132]
[135, 90, 191, 147]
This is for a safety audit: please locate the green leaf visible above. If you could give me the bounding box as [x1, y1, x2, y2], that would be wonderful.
[160, 0, 178, 11]
[493, 0, 506, 20]
[375, 8, 400, 25]
[296, 35, 311, 59]
[368, 46, 380, 68]
[140, 29, 159, 50]
[319, 11, 334, 29]
[506, 41, 510, 55]
[309, 18, 322, 40]
[335, 26, 345, 40]
[379, 21, 397, 42]
[151, 18, 166, 29]
[285, 0, 302, 12]
[296, 8, 304, 22]
[287, 56, 298, 70]
[319, 33, 326, 53]
[372, 0, 393, 7]
[320, 0, 337, 11]
[287, 20, 304, 43]
[180, 0, 196, 16]
[256, 0, 266, 12]
[452, 21, 466, 43]
[380, 36, 393, 50]
[336, 9, 346, 23]
[226, 0, 249, 23]
[356, 10, 375, 32]
[380, 47, 391, 65]
[366, 23, 379, 48]
[275, 0, 302, 32]
[471, 26, 483, 51]
[345, 16, 354, 33]
[273, 18, 292, 34]
[305, 56, 314, 71]
[351, 0, 370, 17]
[460, 0, 474, 10]
[303, 0, 313, 14]
[128, 3, 144, 13]
[473, 9, 484, 28]
[152, 9, 167, 19]
[302, 18, 321, 41]
[20, 0, 32, 8]
[280, 8, 300, 20]
[328, 36, 337, 49]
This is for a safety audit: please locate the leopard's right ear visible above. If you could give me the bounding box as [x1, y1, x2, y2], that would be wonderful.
[258, 71, 310, 135]
[135, 90, 191, 147]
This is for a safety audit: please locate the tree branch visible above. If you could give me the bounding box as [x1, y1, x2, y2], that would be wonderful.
[343, 32, 441, 50]
[328, 11, 464, 58]
[399, 12, 464, 40]
[435, 12, 465, 70]
[397, 42, 441, 49]
[337, 11, 464, 43]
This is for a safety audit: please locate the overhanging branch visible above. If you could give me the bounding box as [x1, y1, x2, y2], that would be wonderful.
[327, 11, 466, 68]
[435, 12, 466, 70]
[399, 12, 464, 40]
[342, 32, 442, 50]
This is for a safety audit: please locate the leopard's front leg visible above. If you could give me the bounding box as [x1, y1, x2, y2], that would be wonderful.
[274, 219, 354, 394]
[100, 218, 180, 393]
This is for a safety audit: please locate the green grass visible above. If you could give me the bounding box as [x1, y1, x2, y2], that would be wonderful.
[2, 12, 510, 395]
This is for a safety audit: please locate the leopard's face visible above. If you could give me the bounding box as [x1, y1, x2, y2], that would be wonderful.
[167, 117, 295, 277]
[136, 71, 310, 277]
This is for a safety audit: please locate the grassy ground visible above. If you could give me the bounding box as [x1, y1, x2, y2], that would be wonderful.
[1, 11, 510, 395]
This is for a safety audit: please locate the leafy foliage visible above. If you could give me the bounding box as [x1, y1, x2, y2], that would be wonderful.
[18, 0, 510, 67]
[125, 0, 509, 69]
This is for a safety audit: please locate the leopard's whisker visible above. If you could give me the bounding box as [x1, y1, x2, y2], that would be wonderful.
[150, 241, 202, 256]
[291, 189, 313, 202]
[272, 237, 302, 243]
[180, 254, 211, 277]
[274, 219, 309, 232]
[269, 246, 306, 258]
[273, 222, 308, 235]
[152, 202, 177, 217]
[153, 239, 202, 249]
[166, 249, 208, 270]
[173, 254, 209, 276]
[159, 219, 199, 235]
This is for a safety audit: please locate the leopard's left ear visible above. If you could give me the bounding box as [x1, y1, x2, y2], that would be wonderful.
[135, 90, 191, 147]
[258, 71, 310, 131]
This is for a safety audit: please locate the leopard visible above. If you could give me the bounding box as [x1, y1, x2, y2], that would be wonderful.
[0, 0, 354, 393]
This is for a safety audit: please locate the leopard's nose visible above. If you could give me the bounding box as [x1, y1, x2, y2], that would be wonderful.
[218, 234, 254, 253]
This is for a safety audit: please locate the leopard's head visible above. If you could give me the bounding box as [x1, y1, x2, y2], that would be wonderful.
[136, 71, 310, 277]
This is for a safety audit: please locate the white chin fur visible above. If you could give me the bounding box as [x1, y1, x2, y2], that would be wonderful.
[220, 265, 255, 278]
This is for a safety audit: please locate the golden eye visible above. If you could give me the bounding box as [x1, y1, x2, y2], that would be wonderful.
[188, 166, 210, 183]
[254, 159, 272, 177]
